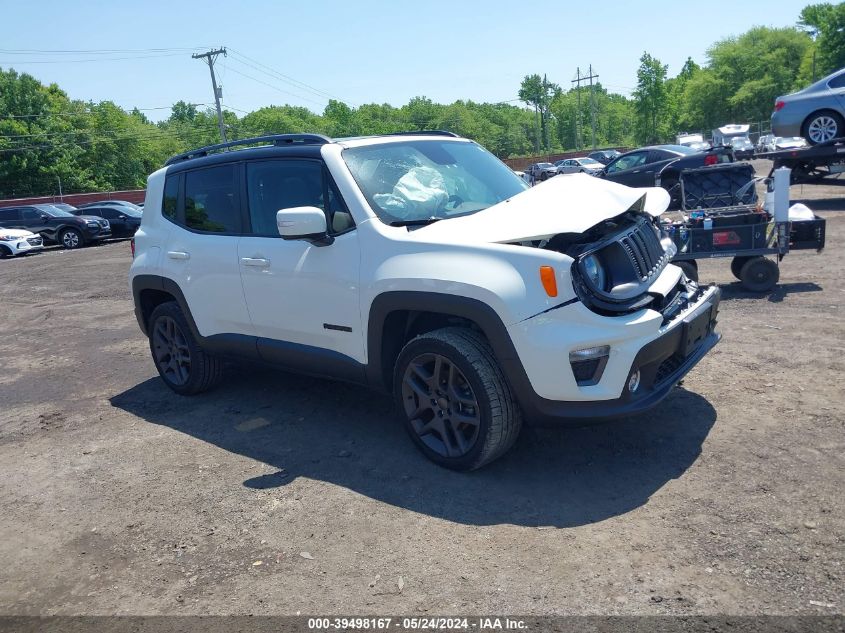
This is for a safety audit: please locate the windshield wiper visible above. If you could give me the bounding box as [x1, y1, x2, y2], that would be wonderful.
[388, 217, 442, 227]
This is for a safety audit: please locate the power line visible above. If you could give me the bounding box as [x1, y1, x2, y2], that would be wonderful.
[0, 47, 209, 54]
[0, 104, 211, 121]
[228, 48, 353, 105]
[225, 66, 327, 107]
[0, 52, 192, 64]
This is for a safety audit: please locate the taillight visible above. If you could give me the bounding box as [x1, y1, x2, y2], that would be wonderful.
[774, 100, 785, 112]
[704, 154, 718, 166]
[130, 238, 135, 258]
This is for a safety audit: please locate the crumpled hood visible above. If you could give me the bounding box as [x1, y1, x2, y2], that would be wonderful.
[416, 173, 670, 243]
[0, 228, 37, 238]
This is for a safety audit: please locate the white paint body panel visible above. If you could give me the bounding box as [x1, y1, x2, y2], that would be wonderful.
[130, 138, 712, 405]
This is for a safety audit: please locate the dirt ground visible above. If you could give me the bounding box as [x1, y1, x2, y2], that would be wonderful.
[0, 160, 842, 617]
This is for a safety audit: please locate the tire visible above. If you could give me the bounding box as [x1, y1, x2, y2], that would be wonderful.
[730, 256, 752, 280]
[661, 177, 681, 209]
[59, 228, 83, 249]
[739, 257, 779, 293]
[394, 327, 522, 471]
[0, 245, 12, 259]
[802, 110, 844, 145]
[539, 172, 549, 182]
[675, 260, 698, 282]
[148, 301, 224, 395]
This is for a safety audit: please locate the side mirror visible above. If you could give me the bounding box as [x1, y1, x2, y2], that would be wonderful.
[276, 207, 333, 246]
[118, 215, 127, 220]
[40, 214, 50, 220]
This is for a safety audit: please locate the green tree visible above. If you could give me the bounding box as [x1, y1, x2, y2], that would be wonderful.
[633, 52, 669, 144]
[799, 3, 845, 80]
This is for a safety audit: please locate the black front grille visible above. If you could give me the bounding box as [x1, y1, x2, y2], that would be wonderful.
[620, 223, 666, 281]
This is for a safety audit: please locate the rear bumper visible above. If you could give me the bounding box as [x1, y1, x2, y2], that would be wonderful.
[508, 287, 721, 424]
[771, 109, 802, 138]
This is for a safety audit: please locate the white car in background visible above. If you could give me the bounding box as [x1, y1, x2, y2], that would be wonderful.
[555, 157, 604, 175]
[0, 228, 43, 258]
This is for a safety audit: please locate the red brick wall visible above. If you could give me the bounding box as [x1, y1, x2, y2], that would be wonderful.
[502, 147, 630, 171]
[0, 189, 146, 209]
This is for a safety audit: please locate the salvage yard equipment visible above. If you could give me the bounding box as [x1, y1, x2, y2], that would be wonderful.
[665, 165, 825, 292]
[757, 137, 845, 183]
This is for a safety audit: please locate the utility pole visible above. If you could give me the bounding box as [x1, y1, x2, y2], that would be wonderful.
[573, 66, 600, 150]
[588, 64, 599, 149]
[572, 68, 582, 150]
[192, 48, 228, 144]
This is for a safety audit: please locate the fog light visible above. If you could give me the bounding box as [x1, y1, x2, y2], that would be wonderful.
[628, 370, 641, 393]
[569, 345, 610, 386]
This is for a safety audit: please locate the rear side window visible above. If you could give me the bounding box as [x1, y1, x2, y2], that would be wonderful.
[0, 208, 20, 221]
[162, 176, 179, 220]
[828, 73, 845, 89]
[184, 165, 240, 233]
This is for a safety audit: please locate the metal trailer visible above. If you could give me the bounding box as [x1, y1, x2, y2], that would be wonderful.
[757, 137, 845, 183]
[664, 164, 826, 292]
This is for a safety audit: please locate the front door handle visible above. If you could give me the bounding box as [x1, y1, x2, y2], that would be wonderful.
[241, 257, 270, 267]
[167, 251, 190, 260]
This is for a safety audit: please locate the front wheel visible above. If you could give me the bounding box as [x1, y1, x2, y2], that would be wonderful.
[60, 228, 83, 249]
[0, 245, 12, 259]
[148, 301, 224, 395]
[394, 327, 522, 471]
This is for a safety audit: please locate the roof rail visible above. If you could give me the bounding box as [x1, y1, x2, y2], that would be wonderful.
[164, 133, 332, 166]
[382, 130, 461, 138]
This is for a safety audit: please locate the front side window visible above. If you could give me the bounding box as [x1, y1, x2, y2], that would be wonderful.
[184, 165, 240, 233]
[607, 152, 647, 173]
[245, 160, 354, 236]
[342, 140, 528, 224]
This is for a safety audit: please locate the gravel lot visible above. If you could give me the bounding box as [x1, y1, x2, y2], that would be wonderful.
[0, 160, 842, 616]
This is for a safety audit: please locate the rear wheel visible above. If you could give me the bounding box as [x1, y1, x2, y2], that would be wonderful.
[675, 260, 698, 282]
[802, 110, 844, 145]
[148, 301, 224, 395]
[60, 228, 83, 249]
[539, 171, 549, 182]
[730, 256, 752, 280]
[740, 257, 779, 292]
[394, 327, 522, 471]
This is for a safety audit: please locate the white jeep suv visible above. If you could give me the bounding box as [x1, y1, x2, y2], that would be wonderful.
[129, 132, 720, 470]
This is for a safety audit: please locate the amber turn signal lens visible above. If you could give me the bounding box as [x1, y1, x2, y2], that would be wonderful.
[539, 266, 557, 297]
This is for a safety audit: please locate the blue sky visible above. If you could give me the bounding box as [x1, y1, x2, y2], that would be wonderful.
[0, 0, 806, 121]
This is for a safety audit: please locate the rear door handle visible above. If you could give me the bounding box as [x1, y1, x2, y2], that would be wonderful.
[167, 251, 190, 260]
[240, 257, 270, 267]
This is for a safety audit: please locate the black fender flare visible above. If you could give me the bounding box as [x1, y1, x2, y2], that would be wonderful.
[365, 291, 535, 401]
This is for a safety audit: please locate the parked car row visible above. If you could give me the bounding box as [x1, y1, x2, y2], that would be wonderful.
[756, 134, 809, 154]
[525, 143, 735, 208]
[0, 199, 141, 257]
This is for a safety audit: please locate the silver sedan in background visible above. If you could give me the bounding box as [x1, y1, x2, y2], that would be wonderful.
[554, 157, 605, 175]
[772, 67, 845, 144]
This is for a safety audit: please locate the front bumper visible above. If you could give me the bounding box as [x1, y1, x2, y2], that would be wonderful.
[82, 226, 112, 241]
[504, 284, 721, 423]
[3, 236, 43, 255]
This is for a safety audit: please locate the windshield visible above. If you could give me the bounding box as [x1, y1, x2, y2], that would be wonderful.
[579, 158, 602, 166]
[342, 140, 528, 224]
[39, 206, 74, 218]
